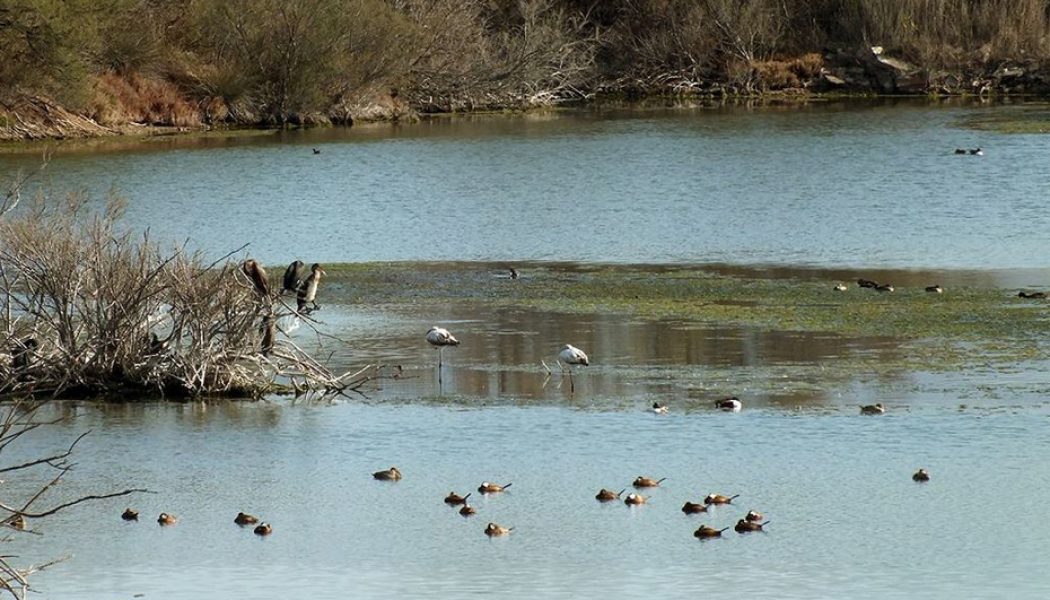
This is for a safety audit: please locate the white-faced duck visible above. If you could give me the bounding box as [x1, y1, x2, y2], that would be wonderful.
[596, 488, 626, 502]
[254, 523, 273, 536]
[459, 504, 477, 517]
[913, 468, 930, 482]
[735, 519, 770, 533]
[681, 501, 708, 514]
[478, 481, 512, 494]
[745, 510, 764, 522]
[1018, 291, 1047, 299]
[860, 403, 886, 415]
[373, 466, 403, 481]
[444, 492, 471, 505]
[633, 476, 666, 488]
[624, 493, 648, 506]
[651, 402, 669, 415]
[874, 283, 894, 292]
[925, 285, 943, 294]
[157, 513, 177, 526]
[704, 493, 739, 505]
[694, 525, 728, 539]
[235, 512, 259, 525]
[834, 283, 848, 292]
[484, 522, 513, 537]
[857, 278, 878, 289]
[121, 508, 139, 521]
[715, 397, 742, 412]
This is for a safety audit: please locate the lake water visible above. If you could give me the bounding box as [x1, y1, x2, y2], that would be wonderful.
[2, 100, 1050, 270]
[3, 102, 1050, 598]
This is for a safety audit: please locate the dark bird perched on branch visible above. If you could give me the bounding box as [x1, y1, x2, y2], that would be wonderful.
[241, 259, 270, 298]
[282, 260, 305, 295]
[297, 263, 325, 313]
[11, 337, 36, 378]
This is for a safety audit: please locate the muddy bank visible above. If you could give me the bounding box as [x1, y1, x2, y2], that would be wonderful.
[5, 48, 1050, 142]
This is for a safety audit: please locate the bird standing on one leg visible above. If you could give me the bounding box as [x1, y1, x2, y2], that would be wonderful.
[297, 263, 325, 314]
[558, 344, 589, 393]
[426, 327, 460, 372]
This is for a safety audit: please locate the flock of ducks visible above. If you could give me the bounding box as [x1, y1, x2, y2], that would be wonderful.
[121, 507, 273, 535]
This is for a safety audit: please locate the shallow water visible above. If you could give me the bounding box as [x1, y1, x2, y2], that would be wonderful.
[3, 102, 1050, 270]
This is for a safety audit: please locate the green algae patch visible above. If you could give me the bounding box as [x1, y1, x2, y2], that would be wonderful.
[955, 106, 1050, 133]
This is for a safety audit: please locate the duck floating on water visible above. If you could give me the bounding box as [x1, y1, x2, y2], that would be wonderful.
[157, 513, 177, 526]
[633, 476, 666, 488]
[913, 468, 930, 482]
[925, 285, 944, 294]
[595, 488, 625, 502]
[704, 493, 739, 505]
[735, 518, 770, 533]
[373, 467, 403, 481]
[715, 397, 742, 412]
[681, 501, 708, 514]
[444, 492, 471, 505]
[478, 481, 512, 494]
[254, 522, 273, 536]
[624, 493, 648, 506]
[121, 508, 139, 521]
[235, 512, 259, 525]
[651, 402, 669, 415]
[484, 522, 513, 536]
[860, 403, 886, 415]
[694, 525, 728, 539]
[745, 510, 764, 522]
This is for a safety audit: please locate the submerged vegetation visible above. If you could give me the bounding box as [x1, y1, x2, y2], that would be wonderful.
[6, 0, 1050, 137]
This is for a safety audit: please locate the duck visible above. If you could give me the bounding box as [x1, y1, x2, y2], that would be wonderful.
[484, 522, 513, 536]
[857, 278, 878, 288]
[651, 402, 669, 415]
[860, 403, 886, 415]
[874, 283, 894, 293]
[1018, 291, 1047, 299]
[833, 283, 848, 292]
[5, 515, 26, 530]
[595, 488, 626, 502]
[681, 501, 708, 514]
[745, 510, 764, 522]
[735, 518, 770, 533]
[953, 148, 967, 155]
[704, 493, 739, 505]
[459, 504, 477, 517]
[121, 508, 139, 521]
[444, 492, 471, 505]
[624, 493, 648, 506]
[913, 468, 930, 482]
[969, 147, 983, 156]
[254, 523, 273, 536]
[694, 525, 728, 539]
[925, 285, 943, 294]
[157, 513, 177, 526]
[632, 476, 666, 488]
[478, 481, 512, 494]
[373, 466, 403, 481]
[234, 512, 259, 525]
[715, 397, 742, 412]
[312, 148, 321, 155]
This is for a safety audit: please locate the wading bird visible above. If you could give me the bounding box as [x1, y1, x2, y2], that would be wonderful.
[558, 344, 589, 392]
[297, 263, 325, 314]
[242, 259, 270, 298]
[426, 327, 460, 371]
[282, 260, 305, 294]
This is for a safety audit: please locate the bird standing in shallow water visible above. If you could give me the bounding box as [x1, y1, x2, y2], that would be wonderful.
[282, 260, 305, 294]
[558, 344, 589, 393]
[297, 263, 325, 314]
[425, 326, 460, 373]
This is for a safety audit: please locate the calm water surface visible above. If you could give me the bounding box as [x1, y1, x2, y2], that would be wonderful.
[2, 102, 1050, 269]
[3, 103, 1050, 598]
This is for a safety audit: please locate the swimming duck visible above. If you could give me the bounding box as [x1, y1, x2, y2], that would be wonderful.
[633, 476, 666, 488]
[5, 515, 26, 530]
[703, 493, 739, 505]
[157, 513, 177, 526]
[925, 285, 943, 293]
[953, 148, 967, 155]
[735, 518, 770, 533]
[651, 402, 669, 415]
[874, 283, 894, 292]
[121, 508, 139, 521]
[913, 468, 930, 482]
[1018, 291, 1047, 299]
[624, 493, 648, 506]
[595, 488, 626, 502]
[459, 504, 477, 517]
[484, 522, 513, 536]
[478, 481, 512, 494]
[312, 148, 321, 155]
[694, 525, 728, 539]
[857, 278, 878, 288]
[681, 501, 708, 514]
[235, 512, 259, 525]
[373, 467, 403, 481]
[834, 283, 848, 292]
[969, 147, 983, 156]
[745, 510, 764, 522]
[715, 397, 742, 412]
[860, 403, 886, 415]
[254, 523, 273, 536]
[444, 492, 471, 505]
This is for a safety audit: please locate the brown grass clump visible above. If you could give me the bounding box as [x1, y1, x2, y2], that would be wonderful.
[90, 72, 201, 128]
